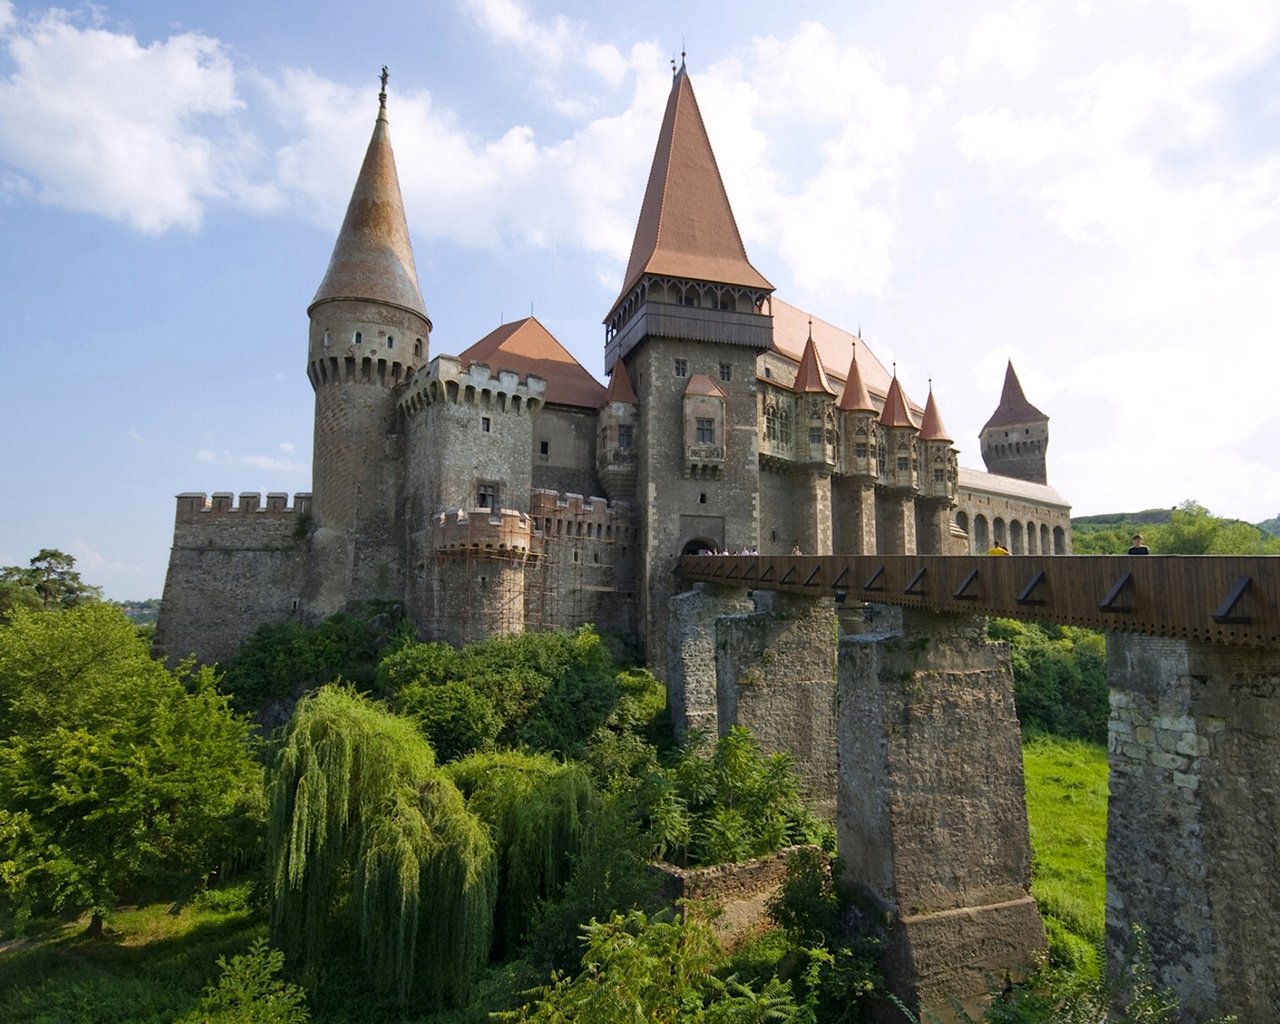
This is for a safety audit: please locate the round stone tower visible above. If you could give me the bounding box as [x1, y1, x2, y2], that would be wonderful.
[980, 361, 1049, 485]
[305, 76, 431, 616]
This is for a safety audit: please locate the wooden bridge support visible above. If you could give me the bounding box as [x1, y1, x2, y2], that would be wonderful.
[1107, 635, 1280, 1023]
[837, 609, 1045, 1021]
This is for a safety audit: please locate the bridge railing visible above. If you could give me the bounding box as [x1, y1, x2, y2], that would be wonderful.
[676, 554, 1279, 648]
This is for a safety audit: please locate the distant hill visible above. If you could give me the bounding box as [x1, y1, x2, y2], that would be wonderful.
[1071, 509, 1173, 529]
[1259, 515, 1280, 538]
[113, 598, 161, 625]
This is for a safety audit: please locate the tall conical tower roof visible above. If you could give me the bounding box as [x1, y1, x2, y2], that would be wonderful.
[919, 386, 952, 441]
[982, 361, 1047, 430]
[793, 324, 836, 395]
[608, 62, 772, 319]
[879, 374, 918, 429]
[310, 82, 428, 321]
[837, 340, 876, 411]
[603, 358, 638, 405]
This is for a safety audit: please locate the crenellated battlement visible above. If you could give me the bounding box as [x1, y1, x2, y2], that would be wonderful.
[398, 354, 546, 419]
[433, 506, 540, 559]
[530, 489, 635, 544]
[174, 491, 312, 523]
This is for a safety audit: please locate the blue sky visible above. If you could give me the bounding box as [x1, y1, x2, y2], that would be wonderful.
[2, 0, 1278, 600]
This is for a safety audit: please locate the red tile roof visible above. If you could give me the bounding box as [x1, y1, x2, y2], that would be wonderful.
[983, 361, 1047, 430]
[602, 358, 637, 405]
[459, 317, 606, 408]
[684, 374, 727, 398]
[879, 376, 918, 429]
[609, 66, 772, 320]
[792, 327, 836, 395]
[919, 388, 952, 441]
[837, 341, 876, 412]
[769, 299, 895, 400]
[311, 95, 428, 321]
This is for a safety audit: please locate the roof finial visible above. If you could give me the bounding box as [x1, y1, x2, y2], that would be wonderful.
[379, 65, 389, 109]
[892, 360, 897, 378]
[928, 376, 933, 393]
[807, 317, 813, 338]
[681, 40, 687, 69]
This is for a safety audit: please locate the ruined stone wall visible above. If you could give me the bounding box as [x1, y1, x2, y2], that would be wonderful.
[715, 592, 838, 817]
[155, 492, 311, 665]
[1107, 635, 1280, 1023]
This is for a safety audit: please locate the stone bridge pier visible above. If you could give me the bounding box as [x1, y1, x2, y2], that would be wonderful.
[668, 590, 1044, 1019]
[1107, 635, 1280, 1023]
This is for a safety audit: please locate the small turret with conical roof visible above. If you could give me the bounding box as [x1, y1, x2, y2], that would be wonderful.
[837, 339, 879, 482]
[980, 361, 1049, 484]
[917, 383, 957, 504]
[794, 323, 837, 468]
[878, 371, 919, 493]
[305, 71, 431, 617]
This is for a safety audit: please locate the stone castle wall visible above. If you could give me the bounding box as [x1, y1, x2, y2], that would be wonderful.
[155, 492, 311, 664]
[1107, 635, 1280, 1023]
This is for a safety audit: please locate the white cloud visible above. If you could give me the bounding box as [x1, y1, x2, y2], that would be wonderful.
[0, 7, 277, 232]
[196, 448, 305, 473]
[461, 0, 577, 67]
[0, 1, 13, 34]
[966, 4, 1040, 79]
[68, 538, 139, 577]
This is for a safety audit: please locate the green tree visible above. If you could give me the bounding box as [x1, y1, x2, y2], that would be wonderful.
[267, 686, 495, 1007]
[504, 908, 803, 1023]
[1148, 500, 1280, 554]
[0, 603, 261, 935]
[0, 549, 101, 618]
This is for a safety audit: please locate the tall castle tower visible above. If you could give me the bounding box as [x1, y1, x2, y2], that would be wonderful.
[304, 77, 431, 616]
[979, 361, 1049, 484]
[603, 60, 775, 656]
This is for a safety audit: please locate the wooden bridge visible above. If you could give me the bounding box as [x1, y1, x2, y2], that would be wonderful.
[676, 553, 1279, 648]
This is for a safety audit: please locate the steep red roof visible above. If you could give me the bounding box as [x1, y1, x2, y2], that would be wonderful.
[918, 388, 952, 441]
[769, 300, 895, 399]
[879, 376, 918, 429]
[459, 317, 606, 409]
[982, 361, 1047, 430]
[609, 64, 772, 320]
[793, 327, 836, 395]
[684, 374, 727, 398]
[837, 341, 876, 412]
[603, 359, 637, 405]
[311, 90, 427, 321]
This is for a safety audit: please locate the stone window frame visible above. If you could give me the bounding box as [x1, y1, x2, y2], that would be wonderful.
[674, 358, 688, 378]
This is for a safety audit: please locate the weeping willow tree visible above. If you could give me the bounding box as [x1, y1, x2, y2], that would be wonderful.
[268, 686, 496, 1007]
[447, 750, 598, 953]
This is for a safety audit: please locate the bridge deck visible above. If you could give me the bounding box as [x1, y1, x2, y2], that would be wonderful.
[676, 554, 1279, 648]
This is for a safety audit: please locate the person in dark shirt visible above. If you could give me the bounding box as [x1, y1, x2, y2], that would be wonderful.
[1128, 533, 1150, 555]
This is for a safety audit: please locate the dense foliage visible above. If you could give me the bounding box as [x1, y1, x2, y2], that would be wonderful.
[1072, 499, 1280, 555]
[988, 619, 1108, 743]
[268, 686, 495, 1007]
[0, 549, 102, 619]
[0, 602, 261, 934]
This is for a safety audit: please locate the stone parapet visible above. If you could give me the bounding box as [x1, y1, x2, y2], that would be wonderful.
[175, 491, 311, 522]
[433, 507, 539, 559]
[398, 354, 546, 419]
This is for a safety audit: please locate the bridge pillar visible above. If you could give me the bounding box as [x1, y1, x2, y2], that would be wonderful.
[715, 591, 838, 818]
[667, 584, 756, 744]
[877, 490, 916, 554]
[838, 609, 1044, 1021]
[834, 478, 877, 553]
[797, 470, 833, 556]
[1107, 635, 1280, 1023]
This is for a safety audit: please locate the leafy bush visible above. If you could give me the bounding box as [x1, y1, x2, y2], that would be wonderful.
[988, 620, 1107, 743]
[396, 680, 501, 762]
[175, 938, 309, 1024]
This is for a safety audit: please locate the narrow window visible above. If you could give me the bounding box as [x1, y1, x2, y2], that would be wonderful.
[540, 440, 549, 456]
[855, 443, 868, 458]
[477, 483, 498, 509]
[809, 428, 822, 445]
[482, 417, 491, 432]
[699, 492, 707, 505]
[674, 359, 688, 378]
[719, 363, 732, 382]
[387, 335, 394, 349]
[617, 424, 634, 449]
[897, 457, 910, 471]
[696, 418, 715, 444]
[933, 469, 945, 483]
[414, 339, 422, 357]
[323, 331, 331, 347]
[354, 331, 362, 344]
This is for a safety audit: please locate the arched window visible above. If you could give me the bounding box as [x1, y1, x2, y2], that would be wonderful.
[778, 407, 792, 448]
[765, 404, 779, 442]
[993, 517, 1006, 547]
[974, 515, 989, 551]
[1053, 526, 1067, 554]
[1010, 520, 1024, 554]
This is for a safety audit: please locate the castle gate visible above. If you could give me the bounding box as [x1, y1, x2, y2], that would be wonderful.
[675, 553, 1279, 1023]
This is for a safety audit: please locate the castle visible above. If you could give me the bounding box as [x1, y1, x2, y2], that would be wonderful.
[154, 64, 1070, 666]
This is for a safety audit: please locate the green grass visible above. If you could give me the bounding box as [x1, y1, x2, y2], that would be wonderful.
[1022, 732, 1108, 979]
[0, 898, 263, 1024]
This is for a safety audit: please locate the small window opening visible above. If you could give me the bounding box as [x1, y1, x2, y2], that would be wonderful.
[719, 363, 732, 382]
[354, 331, 362, 344]
[482, 417, 491, 432]
[674, 359, 688, 378]
[699, 492, 707, 504]
[387, 335, 394, 349]
[696, 418, 715, 444]
[540, 440, 549, 456]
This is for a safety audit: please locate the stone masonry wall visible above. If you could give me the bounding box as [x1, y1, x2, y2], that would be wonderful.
[838, 610, 1043, 1021]
[1107, 634, 1280, 1023]
[155, 492, 310, 665]
[715, 591, 839, 818]
[667, 585, 756, 743]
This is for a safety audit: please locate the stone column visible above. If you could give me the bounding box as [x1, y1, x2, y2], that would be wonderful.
[838, 610, 1044, 1021]
[715, 591, 838, 818]
[667, 584, 755, 743]
[797, 471, 833, 556]
[834, 478, 877, 554]
[877, 490, 916, 554]
[916, 499, 952, 555]
[1106, 635, 1280, 1023]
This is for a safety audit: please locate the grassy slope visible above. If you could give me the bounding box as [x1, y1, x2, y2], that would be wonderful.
[1022, 733, 1108, 977]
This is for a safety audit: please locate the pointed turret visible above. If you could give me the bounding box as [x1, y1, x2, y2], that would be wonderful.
[603, 359, 638, 405]
[793, 324, 836, 396]
[919, 387, 952, 442]
[837, 341, 879, 484]
[878, 375, 918, 430]
[310, 85, 428, 322]
[918, 384, 957, 507]
[603, 62, 774, 373]
[980, 361, 1049, 484]
[837, 341, 876, 412]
